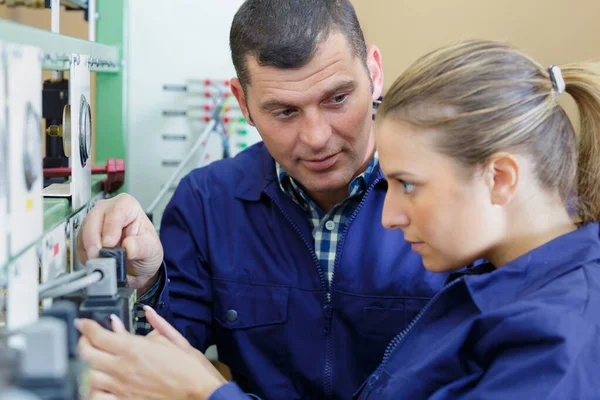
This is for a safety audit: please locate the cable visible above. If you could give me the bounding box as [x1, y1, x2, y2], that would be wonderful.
[39, 271, 102, 300]
[146, 118, 218, 215]
[38, 269, 88, 294]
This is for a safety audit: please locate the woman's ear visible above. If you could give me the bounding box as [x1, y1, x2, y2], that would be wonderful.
[484, 153, 520, 206]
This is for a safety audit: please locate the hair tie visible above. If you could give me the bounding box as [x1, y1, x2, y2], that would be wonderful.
[548, 65, 566, 95]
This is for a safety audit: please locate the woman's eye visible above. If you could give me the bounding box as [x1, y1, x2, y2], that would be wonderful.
[401, 180, 415, 193]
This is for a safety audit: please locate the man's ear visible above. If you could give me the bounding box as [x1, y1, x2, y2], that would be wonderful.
[366, 45, 384, 101]
[230, 78, 255, 126]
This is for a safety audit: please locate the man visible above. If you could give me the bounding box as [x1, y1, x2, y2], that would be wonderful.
[77, 0, 447, 398]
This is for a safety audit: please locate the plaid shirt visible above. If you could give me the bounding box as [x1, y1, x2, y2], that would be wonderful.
[276, 153, 378, 292]
[135, 153, 378, 333]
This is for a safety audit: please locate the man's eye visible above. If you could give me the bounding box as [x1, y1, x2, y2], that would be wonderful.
[275, 109, 295, 118]
[330, 94, 348, 104]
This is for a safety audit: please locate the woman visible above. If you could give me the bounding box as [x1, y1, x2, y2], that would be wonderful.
[76, 40, 600, 399]
[355, 40, 600, 399]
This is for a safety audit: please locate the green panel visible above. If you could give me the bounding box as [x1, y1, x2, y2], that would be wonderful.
[43, 198, 70, 232]
[43, 176, 107, 234]
[95, 0, 127, 192]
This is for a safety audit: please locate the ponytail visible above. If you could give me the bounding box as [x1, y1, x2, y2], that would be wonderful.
[562, 64, 600, 223]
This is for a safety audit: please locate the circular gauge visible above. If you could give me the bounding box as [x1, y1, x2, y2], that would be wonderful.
[62, 104, 72, 158]
[23, 101, 41, 191]
[78, 94, 92, 167]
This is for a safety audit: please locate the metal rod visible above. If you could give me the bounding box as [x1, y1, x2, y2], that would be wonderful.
[88, 0, 96, 42]
[38, 269, 88, 294]
[39, 271, 102, 300]
[51, 0, 60, 34]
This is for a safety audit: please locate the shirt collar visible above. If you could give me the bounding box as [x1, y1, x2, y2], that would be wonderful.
[275, 152, 379, 206]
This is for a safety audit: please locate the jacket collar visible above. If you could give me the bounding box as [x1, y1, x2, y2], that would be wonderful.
[464, 222, 600, 312]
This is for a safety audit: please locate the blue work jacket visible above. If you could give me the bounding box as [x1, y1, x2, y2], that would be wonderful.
[354, 222, 600, 399]
[155, 143, 446, 400]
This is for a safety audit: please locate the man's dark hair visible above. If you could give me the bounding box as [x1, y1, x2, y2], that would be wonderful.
[230, 0, 369, 90]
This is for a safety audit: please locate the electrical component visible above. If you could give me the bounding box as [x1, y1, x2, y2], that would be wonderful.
[99, 248, 137, 333]
[42, 78, 70, 184]
[78, 257, 131, 332]
[14, 313, 88, 399]
[43, 54, 92, 211]
[5, 44, 43, 333]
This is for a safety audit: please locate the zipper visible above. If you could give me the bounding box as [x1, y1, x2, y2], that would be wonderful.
[267, 174, 383, 400]
[323, 176, 383, 399]
[329, 176, 382, 306]
[362, 278, 464, 396]
[265, 192, 329, 301]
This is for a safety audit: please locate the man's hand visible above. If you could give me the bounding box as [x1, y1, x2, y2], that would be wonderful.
[76, 314, 227, 400]
[77, 193, 164, 294]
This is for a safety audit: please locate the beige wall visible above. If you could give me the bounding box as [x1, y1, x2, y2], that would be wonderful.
[351, 0, 600, 128]
[351, 0, 600, 91]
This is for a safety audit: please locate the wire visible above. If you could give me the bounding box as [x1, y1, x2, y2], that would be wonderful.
[146, 117, 218, 215]
[39, 271, 102, 300]
[38, 269, 88, 294]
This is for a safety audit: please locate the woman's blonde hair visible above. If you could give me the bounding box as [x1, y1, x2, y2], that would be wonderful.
[379, 40, 600, 223]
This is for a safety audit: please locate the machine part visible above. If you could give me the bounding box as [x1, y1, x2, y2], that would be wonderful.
[43, 158, 125, 194]
[78, 94, 91, 167]
[99, 248, 127, 287]
[39, 271, 102, 300]
[68, 53, 91, 210]
[45, 125, 63, 137]
[23, 102, 42, 192]
[84, 258, 116, 297]
[99, 248, 137, 333]
[78, 258, 130, 332]
[7, 44, 44, 256]
[62, 104, 72, 158]
[42, 78, 69, 170]
[20, 318, 67, 380]
[15, 316, 85, 400]
[0, 342, 42, 400]
[41, 301, 79, 359]
[38, 269, 87, 295]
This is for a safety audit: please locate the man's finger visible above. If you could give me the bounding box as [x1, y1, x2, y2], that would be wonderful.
[77, 335, 120, 373]
[75, 318, 129, 355]
[101, 194, 140, 248]
[89, 370, 121, 396]
[77, 200, 110, 264]
[144, 306, 191, 351]
[121, 233, 157, 262]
